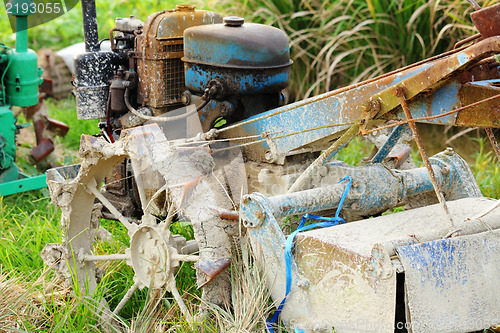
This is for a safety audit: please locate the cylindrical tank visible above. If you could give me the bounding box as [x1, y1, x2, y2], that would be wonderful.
[74, 0, 118, 119]
[73, 51, 115, 119]
[182, 17, 292, 97]
[135, 5, 223, 109]
[4, 48, 42, 107]
[4, 10, 42, 108]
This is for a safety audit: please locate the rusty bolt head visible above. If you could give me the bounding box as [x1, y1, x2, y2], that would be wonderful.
[351, 202, 359, 210]
[371, 99, 381, 113]
[255, 209, 264, 219]
[446, 147, 454, 154]
[442, 166, 450, 175]
[393, 86, 404, 97]
[361, 102, 372, 113]
[352, 181, 360, 188]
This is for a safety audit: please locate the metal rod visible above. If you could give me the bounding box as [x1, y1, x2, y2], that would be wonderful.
[467, 0, 482, 11]
[84, 254, 128, 262]
[86, 178, 134, 230]
[173, 254, 199, 262]
[287, 124, 359, 193]
[210, 121, 357, 154]
[15, 15, 28, 53]
[394, 87, 458, 237]
[454, 33, 481, 49]
[485, 128, 500, 161]
[113, 282, 139, 315]
[169, 278, 192, 321]
[81, 0, 100, 52]
[371, 124, 409, 163]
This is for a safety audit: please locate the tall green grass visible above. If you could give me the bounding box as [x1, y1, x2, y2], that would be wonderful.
[221, 0, 495, 99]
[0, 0, 212, 50]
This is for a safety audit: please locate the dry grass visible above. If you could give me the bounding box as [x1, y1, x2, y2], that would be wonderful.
[0, 272, 72, 332]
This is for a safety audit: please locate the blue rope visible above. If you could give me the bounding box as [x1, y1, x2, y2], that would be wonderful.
[267, 176, 353, 333]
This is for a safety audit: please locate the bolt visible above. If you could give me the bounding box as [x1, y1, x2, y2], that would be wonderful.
[151, 253, 158, 260]
[297, 279, 310, 289]
[181, 92, 191, 105]
[351, 202, 359, 210]
[352, 181, 360, 188]
[442, 166, 450, 175]
[318, 165, 328, 177]
[393, 86, 404, 97]
[361, 102, 372, 113]
[265, 151, 274, 162]
[446, 147, 454, 154]
[220, 101, 233, 116]
[146, 231, 152, 239]
[255, 209, 264, 219]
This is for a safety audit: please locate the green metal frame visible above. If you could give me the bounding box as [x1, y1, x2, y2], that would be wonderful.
[0, 0, 46, 197]
[0, 174, 46, 196]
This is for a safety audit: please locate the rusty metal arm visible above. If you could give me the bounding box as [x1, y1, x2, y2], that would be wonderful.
[371, 36, 500, 119]
[219, 37, 500, 164]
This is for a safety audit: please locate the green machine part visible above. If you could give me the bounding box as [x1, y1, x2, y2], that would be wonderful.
[3, 0, 43, 107]
[0, 0, 46, 196]
[0, 105, 17, 178]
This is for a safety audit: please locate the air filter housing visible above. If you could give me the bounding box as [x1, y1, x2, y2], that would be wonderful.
[135, 5, 222, 109]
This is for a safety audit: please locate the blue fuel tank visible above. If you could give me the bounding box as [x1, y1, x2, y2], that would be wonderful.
[182, 16, 292, 97]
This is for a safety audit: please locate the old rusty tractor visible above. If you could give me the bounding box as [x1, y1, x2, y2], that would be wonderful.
[43, 1, 500, 332]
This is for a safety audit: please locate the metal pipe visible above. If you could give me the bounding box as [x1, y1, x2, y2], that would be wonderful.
[81, 0, 100, 52]
[15, 15, 28, 53]
[270, 182, 346, 218]
[467, 0, 482, 11]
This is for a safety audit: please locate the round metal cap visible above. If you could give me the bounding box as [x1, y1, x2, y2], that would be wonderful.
[223, 16, 244, 27]
[176, 4, 196, 11]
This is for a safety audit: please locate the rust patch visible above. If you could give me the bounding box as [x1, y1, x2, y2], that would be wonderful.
[471, 3, 500, 39]
[456, 83, 500, 127]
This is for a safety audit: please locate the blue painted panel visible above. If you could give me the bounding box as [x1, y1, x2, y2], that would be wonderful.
[232, 62, 434, 160]
[395, 81, 461, 124]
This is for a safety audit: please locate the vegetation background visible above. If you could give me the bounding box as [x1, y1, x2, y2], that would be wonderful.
[0, 0, 499, 332]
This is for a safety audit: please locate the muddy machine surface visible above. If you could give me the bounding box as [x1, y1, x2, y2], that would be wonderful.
[43, 1, 500, 332]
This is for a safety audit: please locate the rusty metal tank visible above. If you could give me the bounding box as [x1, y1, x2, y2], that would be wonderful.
[135, 5, 222, 109]
[182, 16, 292, 97]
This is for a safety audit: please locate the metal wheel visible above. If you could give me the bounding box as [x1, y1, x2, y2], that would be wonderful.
[41, 126, 207, 320]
